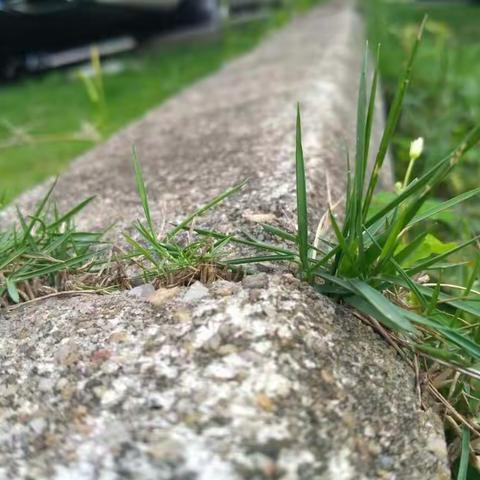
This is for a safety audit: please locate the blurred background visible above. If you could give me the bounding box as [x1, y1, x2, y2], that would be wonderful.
[365, 0, 480, 231]
[0, 0, 321, 203]
[0, 0, 478, 212]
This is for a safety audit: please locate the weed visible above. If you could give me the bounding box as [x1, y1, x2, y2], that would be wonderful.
[77, 47, 108, 133]
[0, 183, 109, 306]
[124, 149, 244, 286]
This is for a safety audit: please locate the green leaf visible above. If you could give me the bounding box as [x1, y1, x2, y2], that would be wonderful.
[346, 294, 413, 332]
[393, 232, 428, 267]
[348, 278, 415, 332]
[457, 427, 470, 480]
[295, 104, 309, 275]
[6, 278, 20, 303]
[399, 234, 457, 268]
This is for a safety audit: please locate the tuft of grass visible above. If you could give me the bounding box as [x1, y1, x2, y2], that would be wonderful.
[0, 183, 108, 306]
[124, 150, 245, 286]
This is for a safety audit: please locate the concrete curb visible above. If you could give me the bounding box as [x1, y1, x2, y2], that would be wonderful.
[0, 1, 450, 478]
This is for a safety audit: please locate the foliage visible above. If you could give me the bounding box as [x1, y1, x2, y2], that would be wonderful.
[366, 0, 480, 230]
[124, 150, 244, 286]
[0, 184, 105, 305]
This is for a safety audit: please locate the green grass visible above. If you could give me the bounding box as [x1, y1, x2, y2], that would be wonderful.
[0, 184, 106, 305]
[0, 0, 324, 203]
[124, 149, 244, 285]
[2, 0, 479, 473]
[365, 0, 480, 230]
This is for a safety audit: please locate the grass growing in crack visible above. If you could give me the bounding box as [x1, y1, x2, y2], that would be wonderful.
[124, 149, 244, 287]
[0, 183, 108, 306]
[184, 21, 480, 473]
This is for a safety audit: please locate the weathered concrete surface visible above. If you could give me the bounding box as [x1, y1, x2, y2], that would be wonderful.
[0, 1, 449, 479]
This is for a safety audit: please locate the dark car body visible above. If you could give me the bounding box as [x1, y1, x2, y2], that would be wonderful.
[0, 0, 214, 78]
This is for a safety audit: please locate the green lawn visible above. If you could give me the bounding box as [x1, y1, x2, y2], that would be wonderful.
[366, 0, 480, 229]
[0, 0, 322, 203]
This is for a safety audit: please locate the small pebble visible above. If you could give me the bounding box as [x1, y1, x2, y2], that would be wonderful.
[108, 331, 130, 343]
[183, 281, 209, 303]
[242, 273, 268, 289]
[128, 283, 155, 299]
[148, 287, 180, 307]
[29, 418, 47, 435]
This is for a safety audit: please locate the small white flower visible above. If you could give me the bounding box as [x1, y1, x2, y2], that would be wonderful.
[409, 137, 424, 161]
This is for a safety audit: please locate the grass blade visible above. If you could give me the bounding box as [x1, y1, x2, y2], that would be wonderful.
[363, 16, 427, 215]
[348, 278, 415, 332]
[132, 146, 155, 236]
[457, 427, 470, 480]
[167, 180, 248, 240]
[407, 187, 480, 229]
[295, 104, 309, 275]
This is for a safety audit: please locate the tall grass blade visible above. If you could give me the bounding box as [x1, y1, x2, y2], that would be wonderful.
[362, 44, 380, 191]
[363, 16, 427, 216]
[352, 45, 368, 237]
[295, 104, 309, 275]
[132, 147, 155, 236]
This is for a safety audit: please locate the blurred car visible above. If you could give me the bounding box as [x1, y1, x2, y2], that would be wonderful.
[0, 0, 282, 79]
[0, 0, 219, 79]
[227, 0, 281, 13]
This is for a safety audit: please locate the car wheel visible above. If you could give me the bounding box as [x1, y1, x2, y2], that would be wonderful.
[177, 0, 220, 25]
